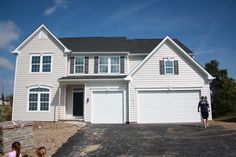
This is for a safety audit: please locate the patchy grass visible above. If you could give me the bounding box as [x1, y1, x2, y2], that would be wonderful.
[0, 105, 12, 121]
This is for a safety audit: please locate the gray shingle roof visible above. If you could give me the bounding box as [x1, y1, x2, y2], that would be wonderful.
[59, 37, 193, 54]
[58, 75, 127, 81]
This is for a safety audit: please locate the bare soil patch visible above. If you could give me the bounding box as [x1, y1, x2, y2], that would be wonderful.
[211, 121, 236, 130]
[22, 121, 84, 156]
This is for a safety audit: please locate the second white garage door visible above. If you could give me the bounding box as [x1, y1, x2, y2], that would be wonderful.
[137, 90, 201, 123]
[92, 91, 124, 124]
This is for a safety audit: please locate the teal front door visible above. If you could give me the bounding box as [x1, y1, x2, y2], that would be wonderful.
[73, 91, 84, 116]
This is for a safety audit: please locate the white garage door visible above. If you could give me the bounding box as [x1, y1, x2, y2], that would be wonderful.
[137, 90, 201, 123]
[92, 91, 124, 124]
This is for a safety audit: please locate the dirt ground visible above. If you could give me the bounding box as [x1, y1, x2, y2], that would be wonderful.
[211, 120, 236, 130]
[21, 121, 236, 156]
[22, 121, 85, 157]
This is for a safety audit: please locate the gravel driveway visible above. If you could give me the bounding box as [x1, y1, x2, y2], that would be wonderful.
[53, 124, 236, 157]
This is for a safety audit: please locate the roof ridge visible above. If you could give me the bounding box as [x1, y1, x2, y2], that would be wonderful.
[59, 36, 127, 39]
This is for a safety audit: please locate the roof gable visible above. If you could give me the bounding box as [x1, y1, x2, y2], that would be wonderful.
[12, 24, 71, 54]
[126, 36, 214, 80]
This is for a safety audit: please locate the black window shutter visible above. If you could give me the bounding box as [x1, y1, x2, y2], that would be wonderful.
[70, 57, 74, 74]
[94, 57, 98, 73]
[120, 56, 125, 73]
[174, 60, 179, 75]
[85, 57, 89, 74]
[159, 60, 165, 75]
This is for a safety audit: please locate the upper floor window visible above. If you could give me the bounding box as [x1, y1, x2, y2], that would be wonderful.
[99, 56, 109, 73]
[28, 87, 50, 111]
[99, 56, 120, 73]
[111, 57, 120, 73]
[31, 55, 52, 73]
[74, 57, 85, 73]
[160, 59, 179, 75]
[165, 60, 174, 74]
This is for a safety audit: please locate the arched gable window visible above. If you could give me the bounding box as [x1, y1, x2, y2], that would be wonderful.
[28, 86, 50, 111]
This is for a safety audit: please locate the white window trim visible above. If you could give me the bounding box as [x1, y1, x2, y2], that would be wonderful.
[164, 59, 174, 75]
[98, 56, 120, 74]
[30, 54, 53, 74]
[27, 86, 51, 112]
[74, 56, 85, 74]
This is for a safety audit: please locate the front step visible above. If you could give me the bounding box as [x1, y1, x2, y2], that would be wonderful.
[59, 118, 85, 122]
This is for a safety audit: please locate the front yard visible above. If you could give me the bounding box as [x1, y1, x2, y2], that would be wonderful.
[22, 122, 85, 156]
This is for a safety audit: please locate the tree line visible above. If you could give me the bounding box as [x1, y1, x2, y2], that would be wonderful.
[205, 60, 236, 118]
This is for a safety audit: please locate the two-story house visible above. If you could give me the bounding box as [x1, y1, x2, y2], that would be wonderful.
[12, 25, 214, 123]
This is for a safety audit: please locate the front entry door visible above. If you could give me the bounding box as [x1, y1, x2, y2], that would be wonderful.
[73, 90, 84, 116]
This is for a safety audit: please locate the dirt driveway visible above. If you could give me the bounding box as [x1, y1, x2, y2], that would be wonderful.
[53, 123, 236, 157]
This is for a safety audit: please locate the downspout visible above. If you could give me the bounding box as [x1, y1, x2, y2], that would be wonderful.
[127, 80, 130, 124]
[124, 76, 132, 124]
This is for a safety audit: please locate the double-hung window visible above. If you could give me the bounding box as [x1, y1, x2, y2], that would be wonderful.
[31, 55, 52, 73]
[75, 57, 85, 74]
[31, 56, 41, 72]
[28, 87, 50, 111]
[164, 60, 174, 74]
[111, 57, 120, 73]
[99, 56, 109, 73]
[99, 56, 120, 73]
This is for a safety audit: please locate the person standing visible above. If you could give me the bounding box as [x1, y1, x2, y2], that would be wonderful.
[198, 96, 210, 128]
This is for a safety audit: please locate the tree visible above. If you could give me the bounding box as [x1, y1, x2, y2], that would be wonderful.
[205, 60, 236, 118]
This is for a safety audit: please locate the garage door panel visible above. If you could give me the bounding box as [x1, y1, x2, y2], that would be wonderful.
[137, 90, 201, 123]
[92, 91, 123, 124]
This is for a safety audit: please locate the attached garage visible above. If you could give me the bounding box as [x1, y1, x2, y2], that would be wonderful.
[91, 91, 124, 124]
[137, 90, 201, 123]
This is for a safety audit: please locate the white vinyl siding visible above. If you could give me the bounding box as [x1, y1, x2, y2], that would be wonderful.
[74, 56, 85, 74]
[128, 55, 146, 72]
[13, 29, 66, 121]
[129, 41, 212, 122]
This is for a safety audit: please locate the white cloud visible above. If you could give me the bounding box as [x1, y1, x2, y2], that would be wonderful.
[194, 47, 223, 55]
[101, 0, 160, 28]
[0, 57, 14, 71]
[0, 21, 20, 50]
[44, 0, 68, 16]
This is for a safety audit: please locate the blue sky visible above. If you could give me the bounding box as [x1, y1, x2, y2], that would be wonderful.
[0, 0, 236, 95]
